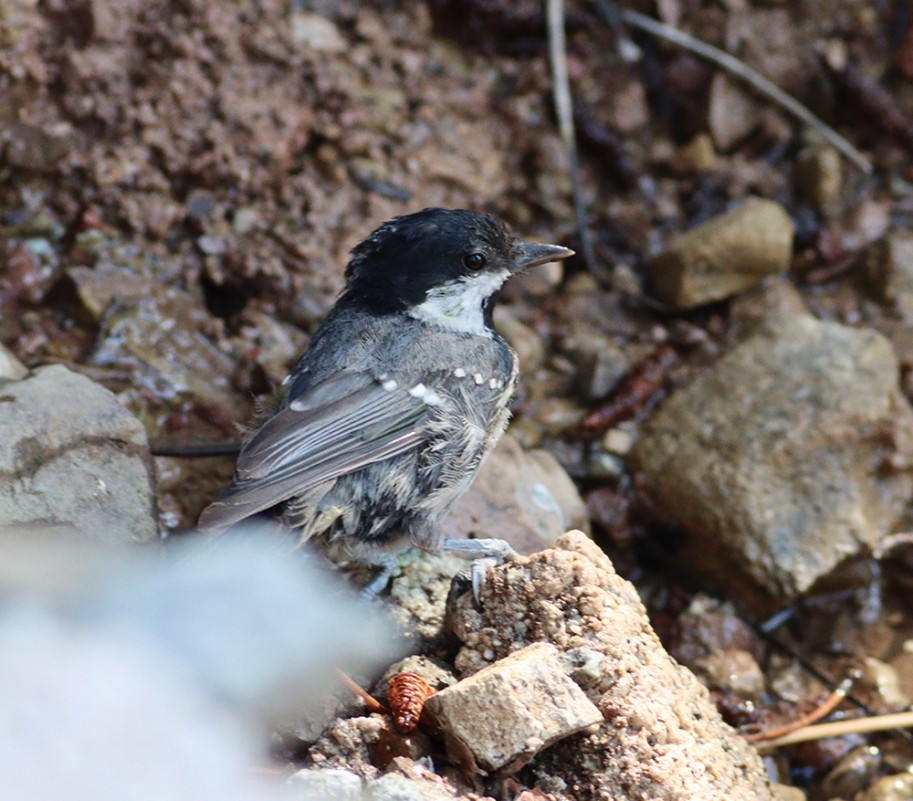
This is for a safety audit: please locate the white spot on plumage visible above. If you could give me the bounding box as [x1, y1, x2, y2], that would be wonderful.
[408, 269, 510, 336]
[473, 373, 484, 385]
[454, 368, 466, 378]
[488, 377, 498, 389]
[382, 378, 398, 391]
[409, 382, 443, 406]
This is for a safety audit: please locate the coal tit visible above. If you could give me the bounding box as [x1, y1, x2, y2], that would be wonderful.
[198, 208, 573, 572]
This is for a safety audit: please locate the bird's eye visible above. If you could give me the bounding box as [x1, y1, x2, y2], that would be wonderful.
[463, 252, 487, 271]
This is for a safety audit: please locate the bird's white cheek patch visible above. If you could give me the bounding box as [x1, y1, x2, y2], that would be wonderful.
[409, 270, 510, 335]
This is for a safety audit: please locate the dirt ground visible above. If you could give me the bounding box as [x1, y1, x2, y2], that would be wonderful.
[4, 0, 913, 795]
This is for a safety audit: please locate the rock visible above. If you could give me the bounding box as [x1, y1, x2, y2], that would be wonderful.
[289, 12, 347, 53]
[607, 78, 649, 134]
[0, 365, 157, 543]
[307, 716, 432, 781]
[671, 133, 717, 175]
[4, 121, 73, 171]
[821, 745, 883, 800]
[286, 768, 362, 801]
[67, 266, 243, 417]
[493, 308, 545, 375]
[648, 198, 794, 309]
[441, 435, 588, 556]
[386, 550, 466, 644]
[708, 74, 764, 150]
[448, 532, 775, 800]
[630, 313, 913, 608]
[865, 234, 913, 321]
[422, 642, 602, 775]
[773, 786, 807, 801]
[861, 772, 913, 801]
[0, 343, 27, 381]
[362, 773, 456, 801]
[693, 649, 765, 700]
[571, 330, 629, 401]
[729, 277, 809, 335]
[795, 145, 842, 214]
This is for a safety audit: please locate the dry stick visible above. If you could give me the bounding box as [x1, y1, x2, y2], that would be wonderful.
[336, 668, 388, 715]
[756, 710, 913, 751]
[546, 0, 597, 273]
[745, 670, 859, 743]
[613, 7, 873, 175]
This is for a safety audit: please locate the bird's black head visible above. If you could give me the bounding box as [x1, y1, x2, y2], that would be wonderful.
[342, 208, 572, 334]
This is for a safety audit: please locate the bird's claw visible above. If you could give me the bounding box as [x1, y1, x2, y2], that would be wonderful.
[442, 538, 517, 605]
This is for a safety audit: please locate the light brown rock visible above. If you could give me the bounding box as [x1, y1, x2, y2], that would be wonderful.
[0, 343, 27, 381]
[441, 435, 587, 555]
[423, 642, 602, 775]
[449, 532, 775, 801]
[648, 198, 794, 309]
[866, 234, 913, 321]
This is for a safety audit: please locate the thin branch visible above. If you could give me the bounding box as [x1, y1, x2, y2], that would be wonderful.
[336, 668, 388, 715]
[149, 439, 242, 457]
[612, 7, 873, 175]
[745, 670, 859, 743]
[546, 0, 597, 273]
[755, 710, 913, 751]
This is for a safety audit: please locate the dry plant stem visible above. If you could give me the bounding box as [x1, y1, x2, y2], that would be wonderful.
[755, 710, 913, 751]
[546, 0, 597, 273]
[336, 668, 388, 715]
[616, 7, 873, 175]
[745, 671, 858, 743]
[148, 438, 242, 457]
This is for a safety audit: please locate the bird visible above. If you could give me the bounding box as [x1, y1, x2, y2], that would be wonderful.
[198, 208, 573, 589]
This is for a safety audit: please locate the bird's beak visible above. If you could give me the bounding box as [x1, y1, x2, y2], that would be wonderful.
[514, 241, 575, 270]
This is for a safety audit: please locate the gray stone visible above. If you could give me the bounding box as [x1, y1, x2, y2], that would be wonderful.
[286, 768, 362, 801]
[362, 773, 454, 801]
[630, 313, 913, 607]
[0, 365, 157, 543]
[559, 647, 605, 689]
[648, 198, 794, 309]
[422, 642, 602, 775]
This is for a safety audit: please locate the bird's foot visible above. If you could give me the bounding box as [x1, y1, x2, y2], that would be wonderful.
[356, 551, 406, 602]
[442, 537, 517, 605]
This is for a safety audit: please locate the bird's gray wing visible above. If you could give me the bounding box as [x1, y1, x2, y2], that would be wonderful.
[197, 370, 433, 534]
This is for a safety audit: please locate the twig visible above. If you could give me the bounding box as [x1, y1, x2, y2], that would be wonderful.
[336, 668, 388, 715]
[755, 710, 913, 751]
[546, 0, 597, 273]
[590, 0, 641, 63]
[610, 6, 872, 174]
[745, 670, 859, 743]
[874, 531, 913, 559]
[149, 439, 242, 457]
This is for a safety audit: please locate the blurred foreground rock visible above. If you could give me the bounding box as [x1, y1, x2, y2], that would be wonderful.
[648, 198, 794, 309]
[447, 532, 774, 801]
[630, 313, 913, 608]
[0, 530, 397, 800]
[0, 364, 157, 543]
